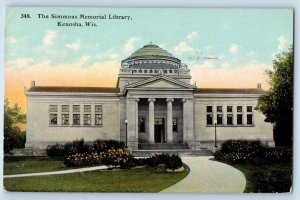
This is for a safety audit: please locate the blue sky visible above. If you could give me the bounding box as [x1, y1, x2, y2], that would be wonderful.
[5, 7, 294, 109]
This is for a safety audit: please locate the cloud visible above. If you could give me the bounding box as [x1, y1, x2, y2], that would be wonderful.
[124, 37, 140, 53]
[6, 57, 34, 68]
[7, 37, 19, 45]
[66, 40, 80, 51]
[278, 35, 287, 51]
[77, 55, 90, 66]
[190, 61, 271, 90]
[229, 43, 239, 55]
[174, 42, 197, 55]
[186, 31, 198, 41]
[43, 30, 57, 46]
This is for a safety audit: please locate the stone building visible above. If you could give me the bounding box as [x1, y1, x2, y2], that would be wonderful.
[25, 44, 274, 150]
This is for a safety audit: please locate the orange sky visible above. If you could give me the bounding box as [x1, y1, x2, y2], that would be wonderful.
[5, 59, 270, 115]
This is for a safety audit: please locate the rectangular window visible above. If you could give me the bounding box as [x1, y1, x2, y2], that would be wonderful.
[50, 114, 57, 125]
[237, 114, 243, 125]
[217, 114, 223, 125]
[207, 114, 213, 125]
[173, 118, 178, 132]
[139, 118, 145, 132]
[95, 105, 103, 113]
[237, 106, 243, 112]
[62, 105, 69, 112]
[247, 114, 253, 125]
[227, 114, 233, 125]
[95, 114, 103, 125]
[247, 106, 253, 112]
[206, 106, 213, 112]
[73, 105, 80, 112]
[227, 106, 233, 113]
[84, 105, 91, 112]
[50, 105, 58, 112]
[73, 114, 80, 125]
[62, 114, 69, 125]
[84, 114, 91, 125]
[217, 106, 223, 112]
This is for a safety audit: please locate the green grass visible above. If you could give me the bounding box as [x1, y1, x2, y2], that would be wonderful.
[4, 167, 188, 192]
[4, 157, 67, 175]
[229, 162, 292, 193]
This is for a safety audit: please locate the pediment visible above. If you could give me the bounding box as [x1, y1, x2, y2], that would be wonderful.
[141, 79, 182, 88]
[125, 75, 196, 90]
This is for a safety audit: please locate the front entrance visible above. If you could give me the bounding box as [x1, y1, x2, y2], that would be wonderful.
[154, 118, 165, 143]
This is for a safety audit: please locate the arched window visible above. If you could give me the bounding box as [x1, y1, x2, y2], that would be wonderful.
[149, 70, 153, 73]
[169, 70, 173, 73]
[138, 69, 142, 73]
[144, 70, 148, 73]
[164, 70, 168, 74]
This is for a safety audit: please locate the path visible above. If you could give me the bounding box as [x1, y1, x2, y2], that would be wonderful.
[161, 156, 246, 193]
[4, 165, 108, 179]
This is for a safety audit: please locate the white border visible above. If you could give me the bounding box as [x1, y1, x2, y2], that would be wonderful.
[0, 1, 298, 200]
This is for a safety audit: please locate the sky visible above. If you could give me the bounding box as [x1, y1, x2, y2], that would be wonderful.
[4, 7, 294, 112]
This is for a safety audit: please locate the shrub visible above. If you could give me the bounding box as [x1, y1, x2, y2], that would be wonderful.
[4, 129, 26, 153]
[102, 148, 133, 168]
[46, 144, 64, 157]
[214, 140, 292, 164]
[136, 154, 183, 170]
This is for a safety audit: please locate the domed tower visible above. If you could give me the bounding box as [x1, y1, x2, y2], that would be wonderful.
[117, 44, 191, 93]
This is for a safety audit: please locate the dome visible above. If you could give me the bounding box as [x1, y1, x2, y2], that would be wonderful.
[121, 44, 182, 69]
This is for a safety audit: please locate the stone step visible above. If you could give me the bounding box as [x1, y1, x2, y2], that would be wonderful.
[132, 149, 213, 157]
[138, 143, 189, 150]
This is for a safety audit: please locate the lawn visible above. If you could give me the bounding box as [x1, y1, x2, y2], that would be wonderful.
[4, 167, 189, 192]
[4, 157, 67, 175]
[230, 162, 292, 193]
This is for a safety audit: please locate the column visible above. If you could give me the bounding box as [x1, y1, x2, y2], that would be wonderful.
[135, 98, 139, 138]
[166, 98, 174, 143]
[148, 98, 156, 143]
[185, 98, 194, 141]
[126, 98, 138, 145]
[182, 99, 186, 141]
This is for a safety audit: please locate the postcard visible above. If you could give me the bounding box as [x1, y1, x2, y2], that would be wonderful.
[4, 7, 293, 193]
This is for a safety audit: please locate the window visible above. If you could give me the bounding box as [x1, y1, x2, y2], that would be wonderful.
[217, 114, 223, 125]
[227, 114, 233, 125]
[237, 106, 243, 112]
[206, 106, 213, 112]
[217, 106, 223, 112]
[247, 106, 253, 112]
[95, 114, 103, 125]
[73, 114, 80, 125]
[73, 105, 80, 112]
[144, 70, 147, 73]
[95, 105, 103, 113]
[139, 118, 145, 132]
[50, 105, 58, 112]
[237, 114, 243, 125]
[247, 114, 253, 125]
[206, 106, 213, 125]
[62, 114, 69, 125]
[207, 114, 213, 125]
[49, 105, 58, 125]
[169, 70, 173, 73]
[149, 70, 153, 73]
[173, 118, 178, 132]
[227, 106, 233, 112]
[84, 105, 91, 112]
[62, 105, 69, 112]
[50, 114, 57, 125]
[138, 69, 142, 73]
[84, 114, 91, 125]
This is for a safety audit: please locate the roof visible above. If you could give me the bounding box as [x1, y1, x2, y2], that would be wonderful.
[27, 86, 119, 93]
[196, 88, 265, 94]
[129, 44, 174, 58]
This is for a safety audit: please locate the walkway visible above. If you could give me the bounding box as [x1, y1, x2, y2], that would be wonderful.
[161, 156, 246, 193]
[4, 165, 108, 179]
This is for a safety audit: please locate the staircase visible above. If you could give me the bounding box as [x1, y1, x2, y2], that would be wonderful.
[138, 143, 189, 150]
[133, 143, 213, 157]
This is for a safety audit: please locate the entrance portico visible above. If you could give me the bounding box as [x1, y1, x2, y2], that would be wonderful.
[124, 75, 197, 149]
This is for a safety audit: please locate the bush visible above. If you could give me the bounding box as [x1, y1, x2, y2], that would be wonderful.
[4, 129, 26, 153]
[214, 140, 292, 164]
[135, 154, 183, 170]
[46, 144, 64, 157]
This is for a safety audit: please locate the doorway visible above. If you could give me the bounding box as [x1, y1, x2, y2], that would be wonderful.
[154, 118, 165, 143]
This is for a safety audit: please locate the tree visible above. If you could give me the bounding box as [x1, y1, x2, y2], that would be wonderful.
[4, 98, 26, 153]
[257, 46, 293, 146]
